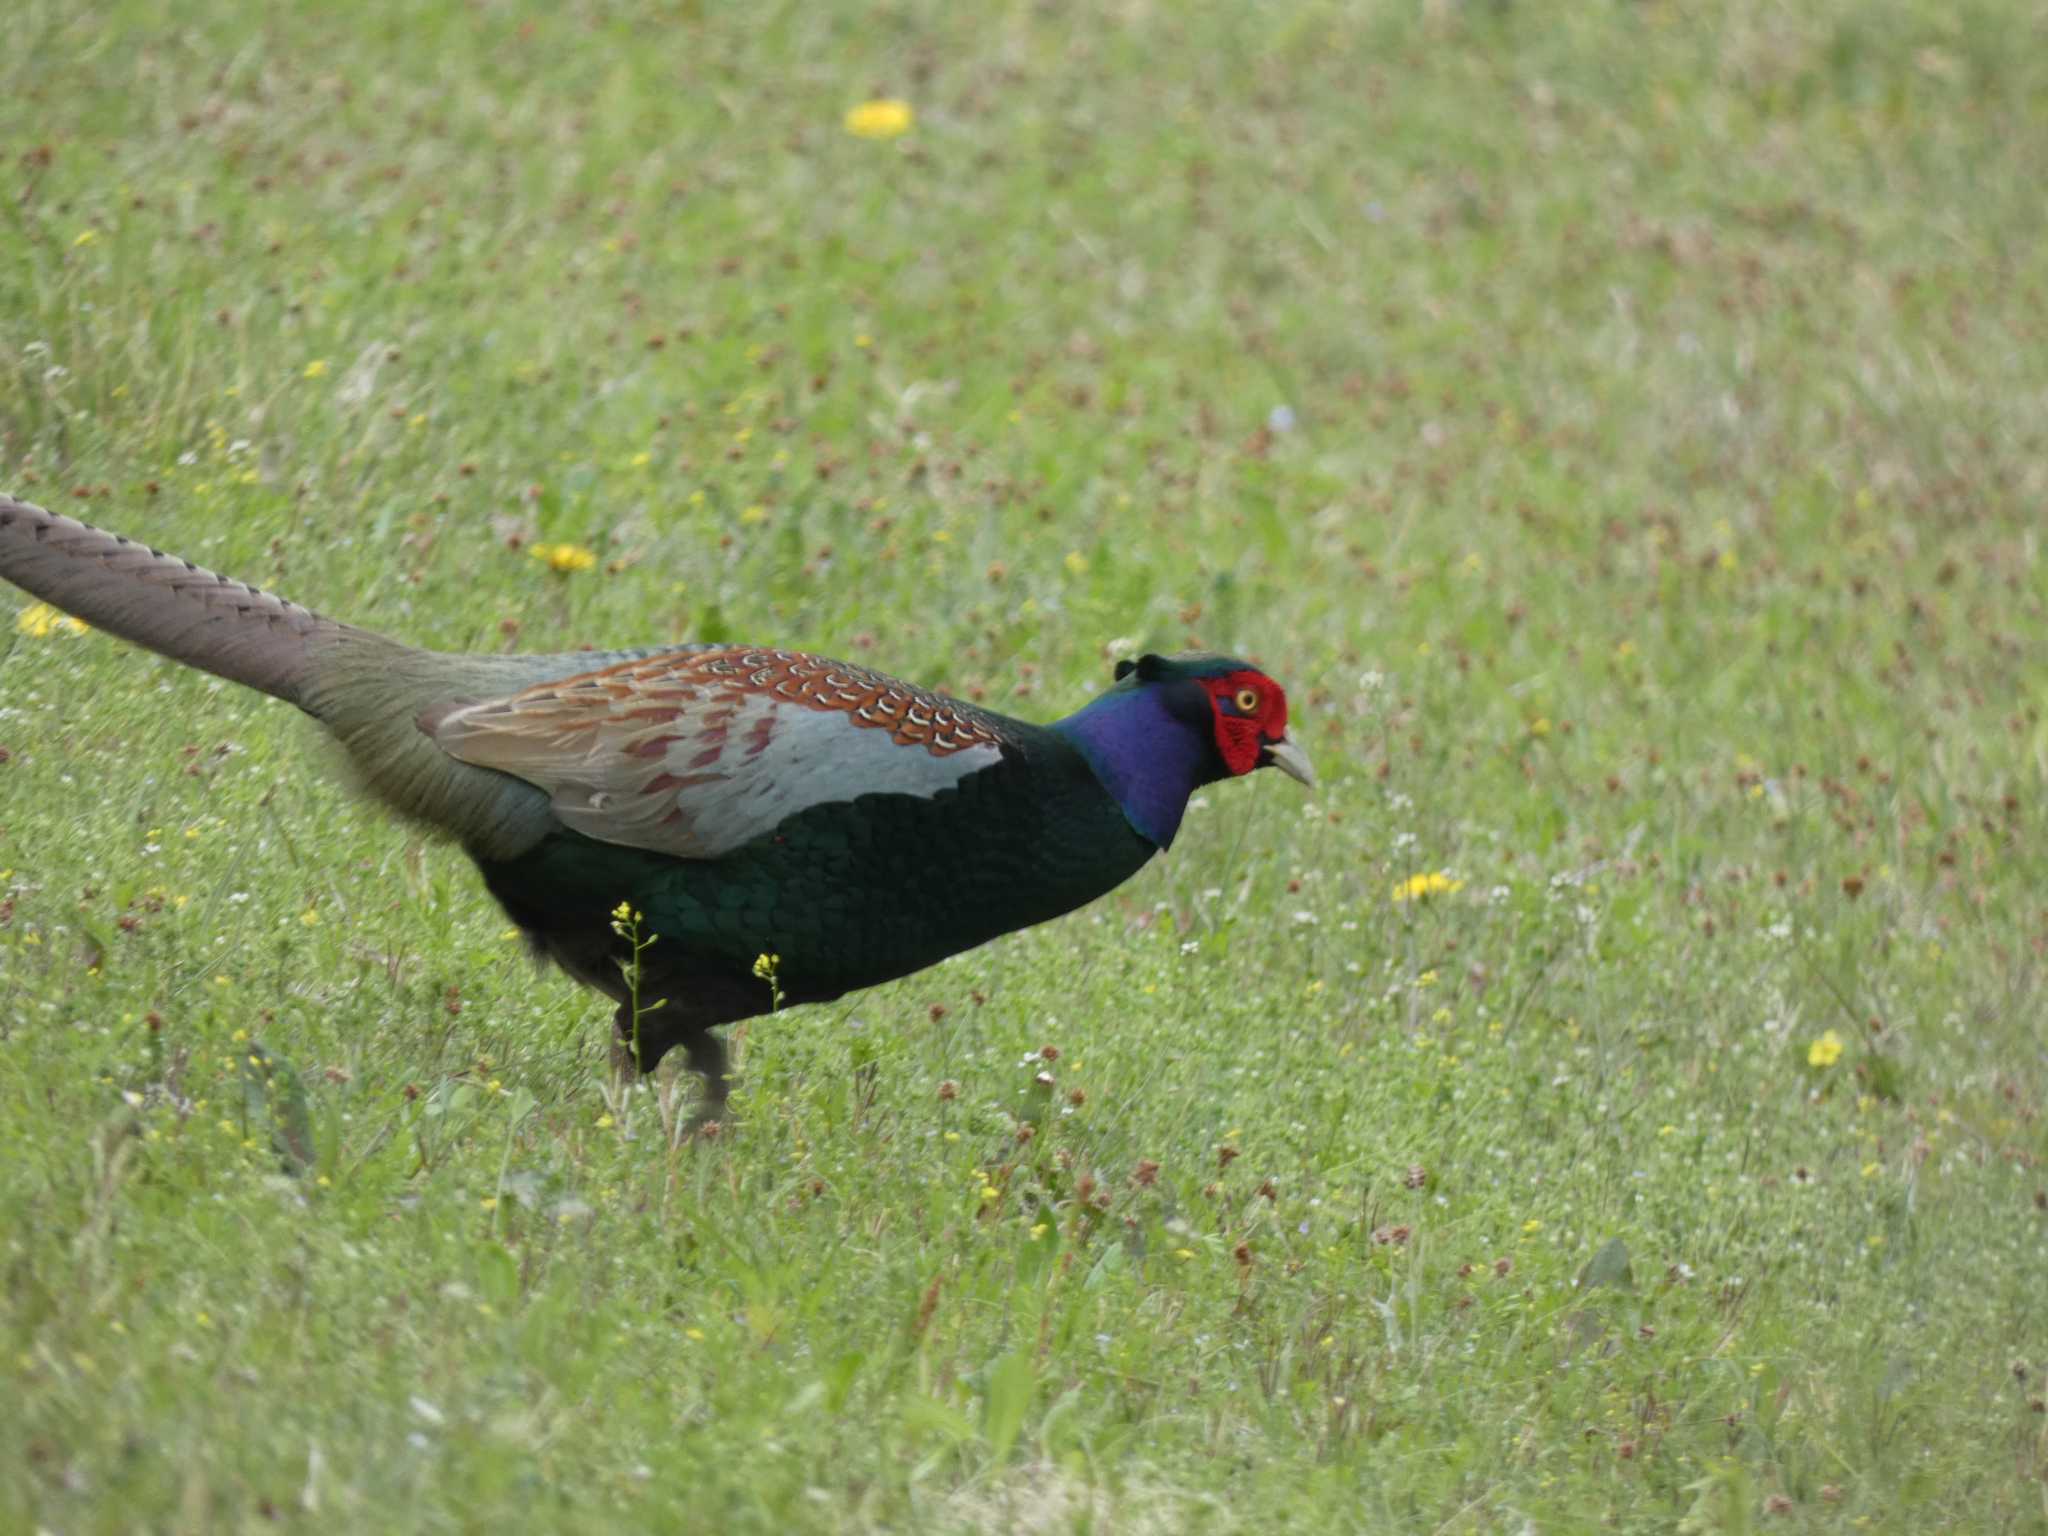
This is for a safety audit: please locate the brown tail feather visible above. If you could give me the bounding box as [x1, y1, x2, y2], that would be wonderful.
[0, 496, 374, 707]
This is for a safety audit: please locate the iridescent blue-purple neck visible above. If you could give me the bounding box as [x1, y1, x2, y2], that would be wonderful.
[1052, 685, 1215, 848]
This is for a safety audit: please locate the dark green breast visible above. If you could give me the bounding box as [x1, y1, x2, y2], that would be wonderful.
[474, 728, 1156, 1001]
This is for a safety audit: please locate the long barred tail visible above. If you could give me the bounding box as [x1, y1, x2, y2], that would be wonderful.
[0, 495, 366, 708]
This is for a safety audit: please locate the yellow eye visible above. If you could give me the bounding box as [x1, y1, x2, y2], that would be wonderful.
[1234, 687, 1260, 713]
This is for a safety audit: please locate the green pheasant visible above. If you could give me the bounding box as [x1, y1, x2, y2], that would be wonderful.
[0, 497, 1313, 1124]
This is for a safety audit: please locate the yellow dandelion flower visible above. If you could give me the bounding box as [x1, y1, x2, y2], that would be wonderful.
[302, 359, 328, 380]
[16, 602, 90, 638]
[1391, 872, 1464, 903]
[530, 542, 597, 574]
[1807, 1030, 1845, 1068]
[844, 99, 914, 139]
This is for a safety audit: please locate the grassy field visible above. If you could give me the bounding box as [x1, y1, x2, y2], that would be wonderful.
[4, 0, 2047, 1529]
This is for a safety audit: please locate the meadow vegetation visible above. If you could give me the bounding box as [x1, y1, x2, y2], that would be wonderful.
[3, 0, 2046, 1529]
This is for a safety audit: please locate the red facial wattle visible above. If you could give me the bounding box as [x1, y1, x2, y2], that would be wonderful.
[1197, 670, 1287, 777]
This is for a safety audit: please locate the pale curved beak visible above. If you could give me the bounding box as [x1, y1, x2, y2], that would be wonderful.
[1260, 729, 1316, 790]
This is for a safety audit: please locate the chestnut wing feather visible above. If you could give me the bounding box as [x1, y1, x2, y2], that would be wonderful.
[428, 646, 1010, 860]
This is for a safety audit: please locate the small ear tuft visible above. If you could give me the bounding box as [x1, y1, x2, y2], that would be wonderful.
[1114, 652, 1167, 683]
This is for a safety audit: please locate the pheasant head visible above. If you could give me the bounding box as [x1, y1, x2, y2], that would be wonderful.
[1055, 651, 1315, 849]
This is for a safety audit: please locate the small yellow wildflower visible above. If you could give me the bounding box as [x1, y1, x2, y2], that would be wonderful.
[74, 229, 100, 247]
[531, 542, 597, 574]
[16, 602, 89, 638]
[1807, 1030, 1845, 1068]
[751, 952, 780, 981]
[302, 359, 328, 380]
[1391, 872, 1464, 903]
[739, 505, 769, 526]
[298, 907, 320, 927]
[1521, 1218, 1542, 1234]
[685, 1327, 706, 1341]
[980, 1185, 1000, 1202]
[844, 99, 914, 139]
[1528, 717, 1552, 737]
[611, 901, 635, 921]
[1064, 551, 1089, 577]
